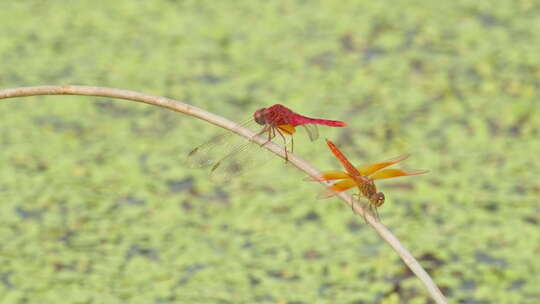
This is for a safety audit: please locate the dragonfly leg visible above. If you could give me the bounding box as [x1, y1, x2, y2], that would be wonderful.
[371, 205, 380, 222]
[363, 204, 379, 222]
[266, 127, 273, 145]
[263, 127, 279, 147]
[351, 193, 368, 223]
[350, 193, 357, 212]
[258, 126, 273, 147]
[351, 193, 364, 221]
[275, 128, 289, 161]
[362, 204, 370, 223]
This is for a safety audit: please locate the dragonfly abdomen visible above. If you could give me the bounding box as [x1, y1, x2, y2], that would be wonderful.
[301, 117, 347, 127]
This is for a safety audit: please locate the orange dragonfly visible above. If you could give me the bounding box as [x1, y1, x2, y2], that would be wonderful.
[311, 139, 428, 220]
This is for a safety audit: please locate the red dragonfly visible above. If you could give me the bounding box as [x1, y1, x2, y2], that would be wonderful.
[311, 139, 428, 220]
[188, 104, 346, 173]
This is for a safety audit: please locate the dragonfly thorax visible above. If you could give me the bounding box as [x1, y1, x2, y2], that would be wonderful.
[358, 179, 385, 207]
[358, 178, 376, 196]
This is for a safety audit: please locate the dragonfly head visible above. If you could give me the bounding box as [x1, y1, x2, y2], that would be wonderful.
[254, 108, 267, 125]
[369, 192, 385, 207]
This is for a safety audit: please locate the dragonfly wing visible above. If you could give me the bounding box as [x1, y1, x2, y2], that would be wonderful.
[277, 124, 296, 135]
[370, 168, 428, 180]
[301, 124, 319, 141]
[208, 134, 279, 181]
[317, 179, 357, 199]
[356, 154, 410, 176]
[186, 119, 265, 170]
[306, 170, 349, 181]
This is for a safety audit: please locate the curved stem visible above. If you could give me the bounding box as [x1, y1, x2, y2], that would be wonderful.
[0, 85, 448, 304]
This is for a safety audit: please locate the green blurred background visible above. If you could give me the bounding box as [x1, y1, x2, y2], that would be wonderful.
[1, 1, 539, 303]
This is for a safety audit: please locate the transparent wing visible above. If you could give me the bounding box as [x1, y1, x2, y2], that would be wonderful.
[187, 119, 295, 181]
[186, 119, 260, 169]
[301, 124, 319, 141]
[206, 134, 277, 181]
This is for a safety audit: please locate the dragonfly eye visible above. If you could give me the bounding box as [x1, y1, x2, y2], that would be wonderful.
[254, 108, 266, 125]
[371, 192, 385, 207]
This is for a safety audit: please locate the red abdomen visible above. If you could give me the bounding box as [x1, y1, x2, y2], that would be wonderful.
[262, 104, 347, 127]
[300, 117, 347, 127]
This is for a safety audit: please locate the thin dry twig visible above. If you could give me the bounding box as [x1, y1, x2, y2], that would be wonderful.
[0, 85, 448, 304]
